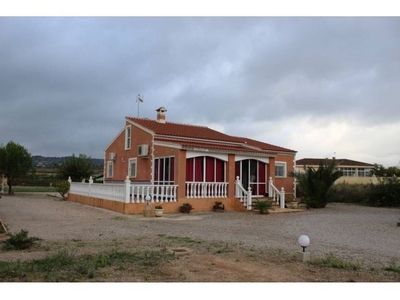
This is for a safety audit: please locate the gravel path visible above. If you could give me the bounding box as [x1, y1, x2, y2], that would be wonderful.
[1, 193, 399, 265]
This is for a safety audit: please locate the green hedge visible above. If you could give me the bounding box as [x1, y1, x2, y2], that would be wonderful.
[331, 177, 400, 208]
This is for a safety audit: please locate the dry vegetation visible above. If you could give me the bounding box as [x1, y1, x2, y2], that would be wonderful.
[1, 234, 399, 282]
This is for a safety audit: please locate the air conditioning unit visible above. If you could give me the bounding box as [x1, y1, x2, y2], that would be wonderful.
[138, 144, 149, 157]
[109, 152, 117, 160]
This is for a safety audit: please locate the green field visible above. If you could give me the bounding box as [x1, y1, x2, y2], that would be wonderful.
[1, 186, 57, 193]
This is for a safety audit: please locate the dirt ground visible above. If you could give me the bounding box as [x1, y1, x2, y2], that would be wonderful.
[0, 193, 400, 284]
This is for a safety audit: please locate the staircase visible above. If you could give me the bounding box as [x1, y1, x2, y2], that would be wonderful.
[252, 197, 280, 209]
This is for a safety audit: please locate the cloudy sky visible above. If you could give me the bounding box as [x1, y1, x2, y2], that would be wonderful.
[1, 12, 400, 166]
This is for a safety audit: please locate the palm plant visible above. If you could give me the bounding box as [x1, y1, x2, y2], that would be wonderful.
[252, 199, 273, 214]
[294, 160, 342, 208]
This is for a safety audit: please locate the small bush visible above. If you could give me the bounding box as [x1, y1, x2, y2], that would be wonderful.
[213, 201, 225, 211]
[3, 229, 41, 250]
[330, 183, 370, 204]
[252, 199, 273, 214]
[364, 176, 400, 207]
[179, 203, 193, 213]
[55, 180, 70, 199]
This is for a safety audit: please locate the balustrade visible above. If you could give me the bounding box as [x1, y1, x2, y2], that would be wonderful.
[68, 176, 178, 203]
[185, 182, 228, 198]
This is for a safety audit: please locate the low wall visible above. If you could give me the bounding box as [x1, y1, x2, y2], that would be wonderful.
[67, 193, 248, 214]
[335, 176, 379, 185]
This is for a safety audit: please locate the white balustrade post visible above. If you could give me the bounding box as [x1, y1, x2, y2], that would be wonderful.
[67, 176, 72, 194]
[269, 177, 273, 198]
[247, 186, 252, 210]
[235, 176, 240, 197]
[88, 176, 93, 197]
[280, 187, 285, 209]
[124, 175, 131, 203]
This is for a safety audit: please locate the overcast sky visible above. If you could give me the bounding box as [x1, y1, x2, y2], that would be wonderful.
[1, 15, 400, 167]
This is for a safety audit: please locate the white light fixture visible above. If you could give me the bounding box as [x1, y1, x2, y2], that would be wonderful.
[143, 195, 152, 217]
[298, 235, 310, 252]
[297, 235, 311, 262]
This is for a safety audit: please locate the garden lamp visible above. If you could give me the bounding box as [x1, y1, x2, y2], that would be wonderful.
[298, 235, 310, 252]
[296, 235, 311, 262]
[143, 195, 152, 217]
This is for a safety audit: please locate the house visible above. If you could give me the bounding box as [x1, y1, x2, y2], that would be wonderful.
[68, 107, 297, 214]
[296, 158, 377, 184]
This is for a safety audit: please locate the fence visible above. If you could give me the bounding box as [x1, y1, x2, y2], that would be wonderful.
[68, 176, 178, 203]
[185, 182, 228, 198]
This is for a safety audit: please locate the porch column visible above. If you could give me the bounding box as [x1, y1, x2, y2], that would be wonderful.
[267, 158, 276, 196]
[177, 150, 187, 200]
[227, 154, 236, 197]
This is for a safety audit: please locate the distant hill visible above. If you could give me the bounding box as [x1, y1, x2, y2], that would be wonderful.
[32, 155, 104, 169]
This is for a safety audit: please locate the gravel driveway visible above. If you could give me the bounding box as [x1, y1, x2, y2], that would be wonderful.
[1, 193, 399, 265]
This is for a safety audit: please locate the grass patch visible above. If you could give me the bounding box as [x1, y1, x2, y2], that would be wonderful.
[2, 186, 57, 193]
[384, 260, 400, 274]
[162, 235, 201, 244]
[0, 249, 176, 282]
[310, 253, 362, 270]
[215, 243, 235, 254]
[2, 230, 41, 251]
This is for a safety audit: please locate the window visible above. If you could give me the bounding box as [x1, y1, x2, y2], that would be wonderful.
[154, 157, 175, 185]
[186, 156, 226, 182]
[128, 158, 137, 178]
[275, 162, 286, 177]
[125, 126, 131, 150]
[358, 168, 371, 177]
[341, 168, 356, 177]
[107, 161, 114, 178]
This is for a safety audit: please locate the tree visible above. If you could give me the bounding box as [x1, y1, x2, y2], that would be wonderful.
[0, 141, 33, 194]
[371, 164, 400, 177]
[57, 154, 94, 182]
[294, 160, 343, 208]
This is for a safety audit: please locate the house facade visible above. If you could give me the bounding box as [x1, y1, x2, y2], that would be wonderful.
[68, 107, 297, 214]
[296, 158, 377, 184]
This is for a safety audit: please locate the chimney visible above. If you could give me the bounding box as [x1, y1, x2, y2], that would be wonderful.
[156, 106, 167, 123]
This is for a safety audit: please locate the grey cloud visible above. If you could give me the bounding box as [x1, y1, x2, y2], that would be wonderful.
[0, 17, 399, 165]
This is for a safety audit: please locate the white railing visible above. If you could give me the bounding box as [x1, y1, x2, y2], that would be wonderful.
[68, 176, 178, 204]
[130, 184, 178, 203]
[269, 177, 285, 209]
[234, 176, 252, 210]
[185, 182, 228, 198]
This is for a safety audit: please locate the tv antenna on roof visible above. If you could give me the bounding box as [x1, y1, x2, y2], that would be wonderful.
[137, 94, 144, 117]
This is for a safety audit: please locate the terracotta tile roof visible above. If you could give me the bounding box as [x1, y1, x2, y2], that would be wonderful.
[296, 158, 375, 167]
[127, 117, 296, 154]
[234, 137, 296, 153]
[155, 137, 278, 156]
[127, 117, 238, 142]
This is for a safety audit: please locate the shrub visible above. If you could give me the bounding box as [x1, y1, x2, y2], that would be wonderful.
[155, 205, 163, 209]
[179, 203, 193, 213]
[330, 183, 370, 204]
[293, 161, 343, 208]
[55, 180, 70, 199]
[3, 229, 41, 250]
[364, 176, 400, 207]
[252, 199, 273, 214]
[213, 201, 225, 211]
